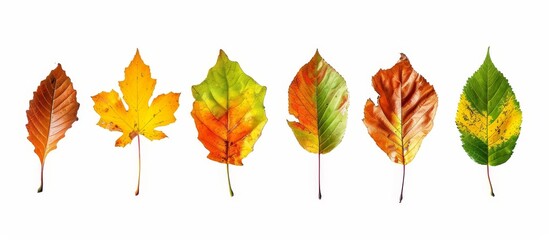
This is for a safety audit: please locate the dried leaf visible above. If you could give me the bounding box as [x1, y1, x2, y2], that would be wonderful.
[26, 64, 79, 192]
[287, 50, 349, 199]
[92, 49, 180, 195]
[455, 48, 522, 197]
[191, 49, 267, 197]
[363, 53, 438, 202]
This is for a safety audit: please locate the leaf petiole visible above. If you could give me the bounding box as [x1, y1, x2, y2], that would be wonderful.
[226, 162, 234, 197]
[399, 163, 405, 203]
[318, 152, 322, 200]
[38, 164, 44, 193]
[135, 134, 141, 196]
[487, 165, 495, 197]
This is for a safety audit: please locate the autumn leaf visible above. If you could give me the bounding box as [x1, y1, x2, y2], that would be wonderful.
[191, 49, 267, 197]
[26, 64, 79, 193]
[363, 53, 438, 203]
[92, 49, 180, 196]
[287, 50, 349, 199]
[456, 48, 522, 197]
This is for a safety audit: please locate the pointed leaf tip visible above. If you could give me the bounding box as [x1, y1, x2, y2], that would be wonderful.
[218, 49, 229, 62]
[312, 49, 322, 62]
[130, 49, 145, 67]
[399, 53, 408, 62]
[485, 47, 492, 62]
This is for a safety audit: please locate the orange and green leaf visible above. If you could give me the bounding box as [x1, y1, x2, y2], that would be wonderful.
[287, 50, 349, 199]
[191, 49, 267, 197]
[363, 53, 438, 202]
[91, 49, 180, 195]
[26, 64, 79, 192]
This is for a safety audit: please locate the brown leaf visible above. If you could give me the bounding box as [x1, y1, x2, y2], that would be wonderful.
[363, 54, 438, 202]
[26, 64, 79, 192]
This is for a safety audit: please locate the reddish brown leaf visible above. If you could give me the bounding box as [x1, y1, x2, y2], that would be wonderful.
[363, 54, 438, 202]
[26, 64, 79, 192]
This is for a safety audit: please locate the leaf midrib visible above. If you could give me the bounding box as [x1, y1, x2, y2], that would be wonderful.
[45, 75, 58, 152]
[399, 67, 405, 164]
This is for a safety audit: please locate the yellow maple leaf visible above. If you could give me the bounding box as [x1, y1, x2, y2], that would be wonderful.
[92, 49, 180, 195]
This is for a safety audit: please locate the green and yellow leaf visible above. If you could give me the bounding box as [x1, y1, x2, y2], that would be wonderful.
[455, 48, 522, 196]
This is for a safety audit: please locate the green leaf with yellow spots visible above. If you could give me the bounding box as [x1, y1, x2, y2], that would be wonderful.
[455, 48, 522, 197]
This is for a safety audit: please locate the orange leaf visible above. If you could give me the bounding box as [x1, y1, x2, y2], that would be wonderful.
[191, 50, 267, 197]
[26, 64, 79, 192]
[363, 53, 438, 202]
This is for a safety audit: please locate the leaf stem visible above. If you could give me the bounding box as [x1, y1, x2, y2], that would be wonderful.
[135, 134, 141, 196]
[399, 163, 405, 203]
[226, 162, 234, 197]
[487, 164, 495, 197]
[318, 152, 322, 200]
[38, 164, 44, 193]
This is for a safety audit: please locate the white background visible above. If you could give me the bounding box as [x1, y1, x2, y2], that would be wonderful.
[0, 0, 547, 239]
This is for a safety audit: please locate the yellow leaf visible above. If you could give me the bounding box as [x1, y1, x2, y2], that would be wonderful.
[91, 49, 180, 195]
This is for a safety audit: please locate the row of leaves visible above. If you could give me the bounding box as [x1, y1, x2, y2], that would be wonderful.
[26, 48, 522, 202]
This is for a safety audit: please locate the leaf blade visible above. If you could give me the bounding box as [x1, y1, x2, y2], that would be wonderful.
[91, 49, 181, 147]
[456, 48, 522, 167]
[191, 49, 267, 166]
[287, 50, 349, 154]
[363, 53, 438, 165]
[26, 64, 79, 163]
